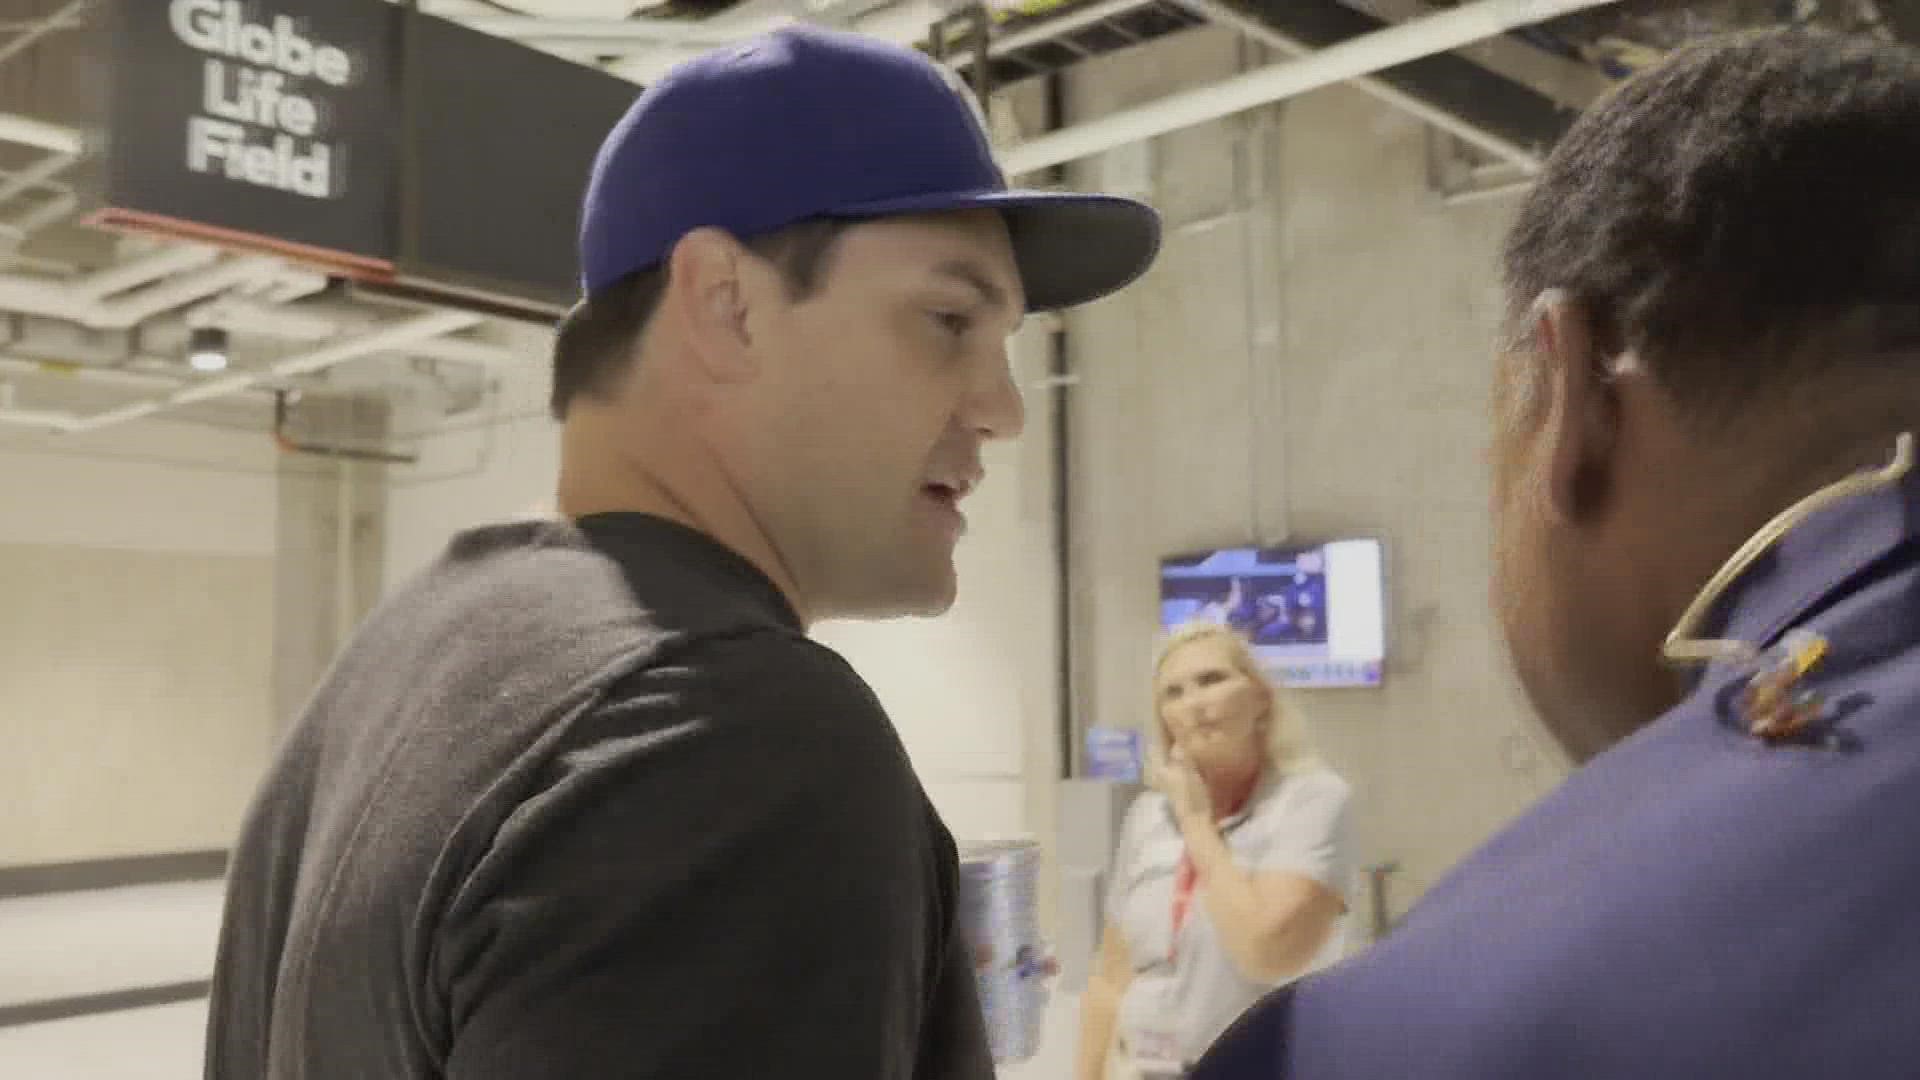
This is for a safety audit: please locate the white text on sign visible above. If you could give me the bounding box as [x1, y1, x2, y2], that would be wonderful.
[168, 0, 354, 199]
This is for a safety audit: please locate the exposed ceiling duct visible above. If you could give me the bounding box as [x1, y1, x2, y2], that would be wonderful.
[451, 12, 780, 44]
[1000, 0, 1621, 174]
[0, 0, 1888, 446]
[0, 111, 82, 156]
[193, 298, 525, 371]
[0, 308, 485, 434]
[0, 251, 313, 331]
[0, 5, 526, 445]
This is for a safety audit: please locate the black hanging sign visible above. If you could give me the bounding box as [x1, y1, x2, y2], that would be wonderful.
[96, 0, 402, 274]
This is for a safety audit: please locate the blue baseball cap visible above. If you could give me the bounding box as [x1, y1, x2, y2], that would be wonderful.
[578, 24, 1162, 311]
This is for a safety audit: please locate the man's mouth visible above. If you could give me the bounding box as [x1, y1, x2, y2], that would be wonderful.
[921, 472, 980, 507]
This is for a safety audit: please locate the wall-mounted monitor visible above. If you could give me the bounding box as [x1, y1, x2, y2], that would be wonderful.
[1159, 538, 1387, 688]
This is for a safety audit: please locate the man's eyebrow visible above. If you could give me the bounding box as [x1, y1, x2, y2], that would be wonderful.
[931, 259, 1021, 313]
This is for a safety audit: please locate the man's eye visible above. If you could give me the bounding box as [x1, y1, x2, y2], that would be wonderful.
[932, 311, 971, 336]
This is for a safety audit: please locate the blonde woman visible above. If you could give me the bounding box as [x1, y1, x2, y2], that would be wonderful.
[1076, 622, 1353, 1080]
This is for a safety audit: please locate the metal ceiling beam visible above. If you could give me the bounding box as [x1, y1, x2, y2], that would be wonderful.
[938, 0, 1162, 70]
[56, 309, 483, 435]
[1169, 0, 1575, 171]
[1001, 0, 1610, 175]
[442, 14, 754, 44]
[0, 112, 82, 156]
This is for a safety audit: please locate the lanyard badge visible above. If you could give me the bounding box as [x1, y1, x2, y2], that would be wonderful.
[1170, 855, 1197, 951]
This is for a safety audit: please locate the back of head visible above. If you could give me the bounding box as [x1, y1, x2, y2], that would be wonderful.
[1503, 28, 1920, 428]
[1491, 30, 1920, 762]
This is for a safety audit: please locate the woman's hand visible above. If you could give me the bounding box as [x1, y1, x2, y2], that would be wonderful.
[1150, 745, 1213, 827]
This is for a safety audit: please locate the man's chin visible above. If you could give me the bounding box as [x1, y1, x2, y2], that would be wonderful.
[904, 573, 959, 619]
[830, 565, 958, 621]
[909, 552, 961, 615]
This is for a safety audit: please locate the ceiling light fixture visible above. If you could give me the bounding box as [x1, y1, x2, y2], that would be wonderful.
[188, 326, 230, 373]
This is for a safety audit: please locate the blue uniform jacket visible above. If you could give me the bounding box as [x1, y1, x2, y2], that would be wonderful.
[1191, 464, 1920, 1079]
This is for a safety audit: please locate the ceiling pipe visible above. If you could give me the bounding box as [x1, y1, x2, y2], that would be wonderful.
[998, 0, 1621, 176]
[601, 46, 712, 84]
[0, 253, 285, 330]
[932, 0, 1159, 71]
[194, 298, 525, 369]
[597, 1, 945, 83]
[0, 189, 77, 249]
[71, 245, 222, 303]
[186, 298, 335, 339]
[846, 0, 954, 47]
[410, 335, 525, 370]
[0, 403, 78, 432]
[65, 309, 484, 434]
[1167, 0, 1546, 172]
[0, 0, 91, 69]
[451, 14, 783, 45]
[0, 113, 82, 156]
[253, 267, 331, 304]
[0, 354, 192, 391]
[83, 257, 285, 330]
[273, 390, 420, 465]
[0, 150, 79, 208]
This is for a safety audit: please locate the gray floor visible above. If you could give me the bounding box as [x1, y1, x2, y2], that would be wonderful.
[0, 880, 220, 1077]
[0, 879, 1080, 1078]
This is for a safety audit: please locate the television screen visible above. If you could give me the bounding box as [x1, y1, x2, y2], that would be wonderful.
[1159, 539, 1386, 688]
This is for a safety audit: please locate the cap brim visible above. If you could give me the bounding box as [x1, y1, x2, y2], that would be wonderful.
[830, 188, 1162, 312]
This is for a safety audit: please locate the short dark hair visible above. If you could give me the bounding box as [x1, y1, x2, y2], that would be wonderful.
[1502, 29, 1920, 425]
[550, 217, 854, 420]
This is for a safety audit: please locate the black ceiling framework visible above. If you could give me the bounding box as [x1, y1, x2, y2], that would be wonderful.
[933, 0, 1582, 160]
[949, 0, 1212, 86]
[1226, 0, 1581, 160]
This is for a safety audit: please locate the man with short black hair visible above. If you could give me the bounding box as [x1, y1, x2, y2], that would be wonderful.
[1192, 27, 1920, 1080]
[203, 25, 1159, 1079]
[548, 218, 851, 420]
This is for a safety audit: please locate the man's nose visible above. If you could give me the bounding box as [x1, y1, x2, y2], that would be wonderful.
[965, 344, 1026, 441]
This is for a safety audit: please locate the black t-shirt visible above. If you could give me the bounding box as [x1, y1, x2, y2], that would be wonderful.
[203, 513, 994, 1079]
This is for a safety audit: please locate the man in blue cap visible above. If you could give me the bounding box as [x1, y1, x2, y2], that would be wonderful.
[203, 25, 1159, 1079]
[1189, 27, 1920, 1080]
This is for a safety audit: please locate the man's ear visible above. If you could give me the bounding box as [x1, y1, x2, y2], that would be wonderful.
[664, 228, 758, 383]
[1530, 289, 1622, 526]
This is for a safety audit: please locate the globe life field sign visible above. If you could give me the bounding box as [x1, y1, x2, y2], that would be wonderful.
[100, 0, 400, 273]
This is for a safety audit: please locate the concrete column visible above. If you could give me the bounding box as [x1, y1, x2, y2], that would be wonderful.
[272, 392, 390, 728]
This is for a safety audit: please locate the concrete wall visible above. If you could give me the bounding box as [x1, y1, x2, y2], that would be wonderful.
[0, 395, 395, 869]
[383, 364, 560, 589]
[0, 422, 279, 866]
[272, 395, 393, 730]
[1058, 28, 1567, 922]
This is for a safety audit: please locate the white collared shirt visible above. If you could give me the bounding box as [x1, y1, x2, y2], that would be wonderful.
[1107, 768, 1354, 1065]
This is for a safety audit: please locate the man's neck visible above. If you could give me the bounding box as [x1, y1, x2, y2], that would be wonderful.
[1636, 423, 1915, 683]
[557, 422, 812, 626]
